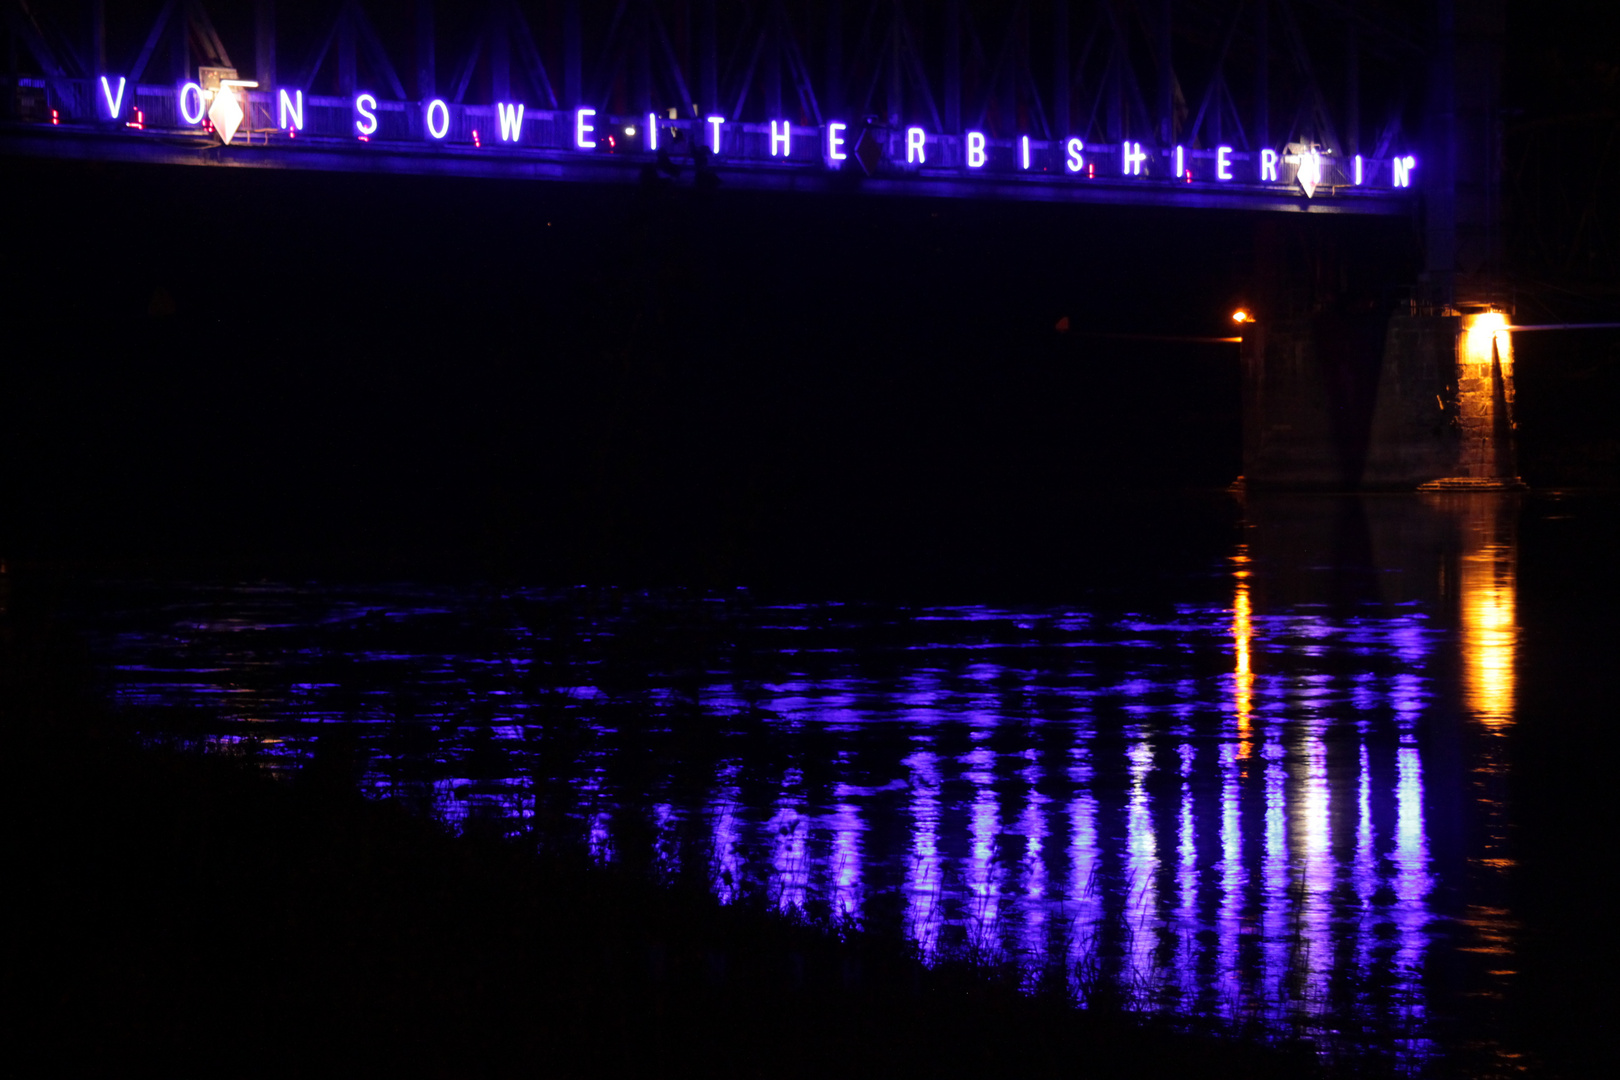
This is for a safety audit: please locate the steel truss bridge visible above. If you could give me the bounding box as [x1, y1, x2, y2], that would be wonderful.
[2, 1, 1447, 216]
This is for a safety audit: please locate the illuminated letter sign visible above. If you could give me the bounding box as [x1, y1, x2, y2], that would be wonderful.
[966, 131, 986, 168]
[279, 88, 304, 131]
[1393, 155, 1415, 188]
[425, 98, 450, 139]
[646, 112, 657, 151]
[906, 126, 926, 164]
[770, 119, 791, 157]
[1065, 137, 1084, 173]
[827, 121, 847, 161]
[99, 75, 126, 119]
[355, 93, 378, 136]
[1260, 149, 1278, 181]
[707, 115, 725, 154]
[1122, 141, 1146, 175]
[1020, 135, 1031, 170]
[178, 82, 205, 125]
[498, 102, 525, 142]
[575, 107, 596, 148]
[1354, 154, 1363, 185]
[1217, 146, 1233, 180]
[1175, 145, 1185, 177]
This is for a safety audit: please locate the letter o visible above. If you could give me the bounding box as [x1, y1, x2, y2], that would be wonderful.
[425, 98, 450, 140]
[179, 82, 205, 126]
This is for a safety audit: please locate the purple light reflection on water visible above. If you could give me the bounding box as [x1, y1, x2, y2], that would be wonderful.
[707, 763, 744, 905]
[1216, 738, 1244, 1023]
[1261, 735, 1290, 1018]
[1173, 741, 1197, 1008]
[962, 743, 1004, 949]
[770, 768, 810, 912]
[82, 508, 1525, 1073]
[1065, 745, 1102, 979]
[1124, 732, 1161, 989]
[902, 749, 945, 950]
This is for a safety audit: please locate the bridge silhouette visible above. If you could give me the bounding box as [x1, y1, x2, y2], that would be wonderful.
[3, 1, 1518, 491]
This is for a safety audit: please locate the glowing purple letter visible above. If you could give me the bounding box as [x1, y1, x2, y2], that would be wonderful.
[827, 122, 847, 161]
[1122, 141, 1147, 175]
[355, 93, 378, 136]
[498, 102, 525, 142]
[99, 75, 126, 119]
[178, 82, 205, 125]
[425, 99, 449, 139]
[966, 131, 986, 168]
[1066, 138, 1084, 173]
[278, 89, 303, 131]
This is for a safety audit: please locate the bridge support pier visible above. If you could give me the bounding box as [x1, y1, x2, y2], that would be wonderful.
[1240, 0, 1517, 492]
[1240, 312, 1523, 491]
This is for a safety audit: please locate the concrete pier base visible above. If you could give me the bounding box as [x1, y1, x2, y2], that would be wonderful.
[1241, 312, 1524, 490]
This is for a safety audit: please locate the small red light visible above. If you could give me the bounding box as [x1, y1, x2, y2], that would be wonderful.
[51, 109, 59, 125]
[472, 129, 481, 147]
[1087, 163, 1094, 178]
[1185, 169, 1192, 183]
[358, 134, 369, 142]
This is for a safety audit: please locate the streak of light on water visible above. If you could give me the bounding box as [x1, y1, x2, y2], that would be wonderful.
[77, 494, 1542, 1076]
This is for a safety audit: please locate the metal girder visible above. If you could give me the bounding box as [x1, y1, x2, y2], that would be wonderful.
[5, 1, 1423, 153]
[301, 1, 406, 102]
[120, 0, 229, 86]
[448, 1, 554, 106]
[7, 0, 77, 79]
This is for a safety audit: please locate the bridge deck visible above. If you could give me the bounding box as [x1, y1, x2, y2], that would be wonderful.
[0, 122, 1412, 216]
[4, 78, 1412, 215]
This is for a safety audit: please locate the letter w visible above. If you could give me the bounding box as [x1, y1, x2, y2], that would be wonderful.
[497, 102, 525, 142]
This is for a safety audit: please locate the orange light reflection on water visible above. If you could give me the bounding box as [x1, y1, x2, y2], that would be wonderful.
[1460, 542, 1517, 727]
[1232, 548, 1254, 758]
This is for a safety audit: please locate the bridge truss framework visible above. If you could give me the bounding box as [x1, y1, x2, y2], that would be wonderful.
[4, 1, 1433, 215]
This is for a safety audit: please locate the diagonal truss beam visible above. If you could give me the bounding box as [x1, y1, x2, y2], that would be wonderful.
[9, 0, 1428, 178]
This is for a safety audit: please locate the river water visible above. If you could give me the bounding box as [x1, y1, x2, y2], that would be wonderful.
[72, 492, 1609, 1075]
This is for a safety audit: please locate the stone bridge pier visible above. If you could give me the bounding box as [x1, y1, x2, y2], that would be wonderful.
[1239, 0, 1521, 492]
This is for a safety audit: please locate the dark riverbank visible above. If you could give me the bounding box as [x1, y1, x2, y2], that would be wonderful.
[8, 595, 1330, 1080]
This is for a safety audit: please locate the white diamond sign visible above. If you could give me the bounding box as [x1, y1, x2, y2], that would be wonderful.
[209, 85, 244, 145]
[1293, 149, 1321, 198]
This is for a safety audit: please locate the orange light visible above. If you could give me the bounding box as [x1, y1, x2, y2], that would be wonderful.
[1231, 546, 1253, 760]
[1231, 310, 1251, 324]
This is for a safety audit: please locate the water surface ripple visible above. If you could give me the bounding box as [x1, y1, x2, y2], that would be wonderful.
[83, 495, 1535, 1075]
